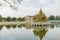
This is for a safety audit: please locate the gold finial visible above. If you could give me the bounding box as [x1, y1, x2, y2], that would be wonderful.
[40, 9, 43, 14]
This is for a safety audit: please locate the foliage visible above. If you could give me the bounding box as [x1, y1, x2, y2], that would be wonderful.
[0, 15, 3, 22]
[17, 17, 22, 21]
[55, 16, 60, 20]
[48, 15, 55, 20]
[0, 0, 23, 10]
[0, 15, 25, 21]
[22, 17, 25, 21]
[2, 17, 6, 21]
[12, 17, 17, 21]
[5, 17, 12, 21]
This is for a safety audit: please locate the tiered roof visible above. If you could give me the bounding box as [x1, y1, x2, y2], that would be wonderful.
[33, 9, 48, 22]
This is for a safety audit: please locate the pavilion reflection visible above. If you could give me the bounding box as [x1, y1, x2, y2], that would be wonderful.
[33, 28, 48, 40]
[24, 24, 48, 40]
[25, 25, 48, 40]
[24, 24, 49, 29]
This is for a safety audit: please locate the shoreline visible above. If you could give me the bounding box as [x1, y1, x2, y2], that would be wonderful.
[0, 21, 59, 25]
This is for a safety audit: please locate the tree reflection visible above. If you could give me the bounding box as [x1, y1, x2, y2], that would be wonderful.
[50, 24, 54, 29]
[23, 24, 25, 27]
[6, 25, 11, 29]
[33, 28, 48, 40]
[55, 24, 60, 27]
[0, 25, 3, 30]
[18, 24, 22, 28]
[12, 25, 16, 28]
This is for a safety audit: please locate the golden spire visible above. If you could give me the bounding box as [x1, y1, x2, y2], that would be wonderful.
[39, 9, 43, 14]
[33, 9, 48, 22]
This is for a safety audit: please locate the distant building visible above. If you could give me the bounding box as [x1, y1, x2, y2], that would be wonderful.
[25, 16, 34, 23]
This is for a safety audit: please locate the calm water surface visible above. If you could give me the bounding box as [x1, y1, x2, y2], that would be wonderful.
[0, 24, 60, 40]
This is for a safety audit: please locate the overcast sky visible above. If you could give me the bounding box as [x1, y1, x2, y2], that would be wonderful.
[0, 0, 60, 17]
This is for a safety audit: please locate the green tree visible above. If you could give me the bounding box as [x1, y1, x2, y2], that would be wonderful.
[48, 15, 55, 20]
[17, 17, 22, 21]
[12, 17, 17, 21]
[0, 15, 3, 22]
[55, 16, 60, 20]
[2, 17, 6, 21]
[5, 17, 12, 21]
[22, 17, 25, 21]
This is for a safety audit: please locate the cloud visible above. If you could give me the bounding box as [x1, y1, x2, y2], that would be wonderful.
[43, 0, 60, 16]
[0, 0, 60, 17]
[39, 0, 48, 3]
[0, 4, 38, 17]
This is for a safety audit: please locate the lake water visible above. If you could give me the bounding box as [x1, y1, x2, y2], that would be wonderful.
[0, 24, 60, 40]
